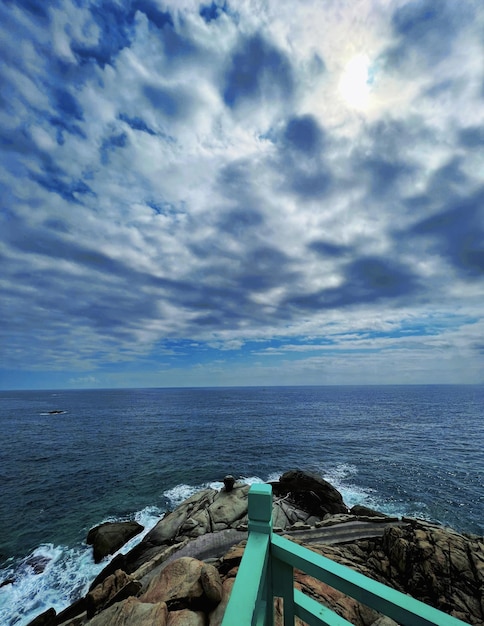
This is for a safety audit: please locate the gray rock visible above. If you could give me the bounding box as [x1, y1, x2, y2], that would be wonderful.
[86, 569, 141, 618]
[87, 521, 144, 563]
[26, 608, 56, 626]
[350, 504, 389, 518]
[86, 597, 168, 626]
[167, 609, 205, 626]
[271, 469, 349, 517]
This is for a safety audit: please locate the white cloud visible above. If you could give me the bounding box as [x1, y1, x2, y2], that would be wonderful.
[0, 0, 483, 387]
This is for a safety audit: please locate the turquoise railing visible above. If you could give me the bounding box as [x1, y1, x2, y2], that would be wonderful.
[221, 484, 469, 626]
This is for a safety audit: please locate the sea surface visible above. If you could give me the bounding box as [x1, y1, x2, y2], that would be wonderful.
[0, 385, 483, 625]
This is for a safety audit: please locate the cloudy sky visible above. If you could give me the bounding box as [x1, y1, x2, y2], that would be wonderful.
[1, 0, 483, 390]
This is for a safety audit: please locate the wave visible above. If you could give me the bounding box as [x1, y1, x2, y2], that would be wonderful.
[163, 473, 281, 509]
[317, 463, 430, 520]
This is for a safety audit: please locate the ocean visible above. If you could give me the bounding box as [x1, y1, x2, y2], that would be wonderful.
[0, 385, 482, 625]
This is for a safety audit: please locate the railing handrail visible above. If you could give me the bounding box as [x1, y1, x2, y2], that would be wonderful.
[221, 484, 470, 626]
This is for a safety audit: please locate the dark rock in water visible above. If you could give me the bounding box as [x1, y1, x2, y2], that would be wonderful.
[271, 469, 348, 517]
[25, 607, 56, 626]
[350, 504, 389, 518]
[25, 555, 50, 574]
[55, 597, 87, 624]
[0, 577, 15, 588]
[86, 521, 144, 563]
[48, 410, 65, 414]
[89, 553, 127, 590]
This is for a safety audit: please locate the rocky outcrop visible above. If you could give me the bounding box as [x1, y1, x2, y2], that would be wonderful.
[350, 504, 391, 518]
[86, 569, 142, 618]
[86, 521, 144, 563]
[120, 478, 326, 575]
[27, 470, 484, 626]
[87, 597, 168, 626]
[26, 608, 57, 626]
[271, 469, 349, 517]
[141, 556, 222, 612]
[220, 518, 484, 625]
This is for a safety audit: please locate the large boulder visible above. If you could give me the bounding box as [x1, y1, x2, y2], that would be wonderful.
[25, 608, 56, 626]
[167, 609, 206, 625]
[141, 557, 222, 613]
[271, 470, 348, 517]
[380, 520, 484, 623]
[86, 569, 141, 618]
[87, 521, 144, 563]
[208, 578, 235, 626]
[123, 485, 251, 573]
[86, 597, 168, 626]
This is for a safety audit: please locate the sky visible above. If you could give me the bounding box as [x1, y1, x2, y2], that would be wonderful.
[1, 0, 484, 390]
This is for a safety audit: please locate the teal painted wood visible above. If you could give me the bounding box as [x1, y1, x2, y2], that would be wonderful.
[272, 556, 294, 626]
[248, 483, 273, 535]
[220, 531, 270, 626]
[221, 484, 471, 626]
[294, 588, 354, 626]
[221, 484, 273, 626]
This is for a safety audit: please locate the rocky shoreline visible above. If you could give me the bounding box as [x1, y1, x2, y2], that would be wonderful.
[29, 470, 484, 626]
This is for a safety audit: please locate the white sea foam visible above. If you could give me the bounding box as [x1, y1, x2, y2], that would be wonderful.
[320, 463, 374, 508]
[163, 474, 281, 509]
[318, 463, 411, 518]
[0, 504, 165, 626]
[164, 483, 201, 508]
[0, 542, 103, 626]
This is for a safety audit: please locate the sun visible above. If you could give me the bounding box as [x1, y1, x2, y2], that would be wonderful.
[339, 54, 371, 110]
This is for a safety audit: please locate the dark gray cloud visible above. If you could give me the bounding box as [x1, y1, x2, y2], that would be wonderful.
[459, 126, 484, 149]
[143, 84, 196, 120]
[284, 115, 325, 155]
[384, 0, 472, 70]
[284, 255, 420, 311]
[100, 131, 128, 165]
[409, 188, 484, 278]
[270, 115, 334, 199]
[308, 240, 349, 258]
[217, 208, 265, 238]
[223, 34, 294, 108]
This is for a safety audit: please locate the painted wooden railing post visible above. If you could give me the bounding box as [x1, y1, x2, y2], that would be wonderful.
[248, 483, 273, 626]
[248, 483, 273, 535]
[221, 483, 273, 626]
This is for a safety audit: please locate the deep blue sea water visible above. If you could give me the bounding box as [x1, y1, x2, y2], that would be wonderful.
[0, 385, 483, 625]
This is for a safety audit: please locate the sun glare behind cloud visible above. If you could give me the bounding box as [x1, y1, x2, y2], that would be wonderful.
[339, 54, 371, 109]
